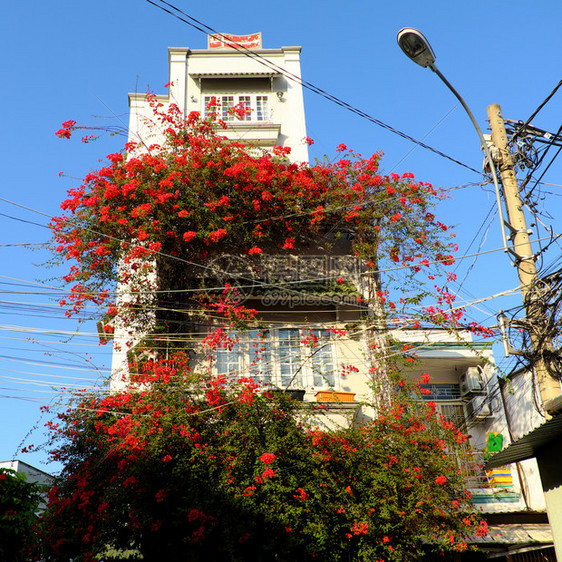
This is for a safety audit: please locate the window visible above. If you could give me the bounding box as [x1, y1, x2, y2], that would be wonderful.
[256, 96, 269, 121]
[238, 96, 252, 122]
[278, 329, 302, 387]
[309, 329, 335, 387]
[220, 96, 235, 121]
[420, 383, 474, 479]
[420, 383, 465, 429]
[204, 95, 270, 122]
[215, 328, 336, 389]
[216, 335, 240, 376]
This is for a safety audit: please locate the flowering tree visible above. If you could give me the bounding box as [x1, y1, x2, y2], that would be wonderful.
[36, 359, 486, 561]
[37, 98, 491, 559]
[51, 97, 458, 323]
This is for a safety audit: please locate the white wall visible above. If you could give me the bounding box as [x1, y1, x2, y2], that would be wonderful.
[128, 46, 309, 163]
[111, 41, 310, 390]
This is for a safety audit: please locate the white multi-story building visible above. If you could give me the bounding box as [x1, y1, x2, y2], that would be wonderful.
[110, 33, 309, 391]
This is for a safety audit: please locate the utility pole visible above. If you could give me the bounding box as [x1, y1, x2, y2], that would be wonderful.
[487, 104, 561, 413]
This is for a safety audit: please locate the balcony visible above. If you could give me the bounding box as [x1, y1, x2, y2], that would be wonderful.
[459, 453, 524, 512]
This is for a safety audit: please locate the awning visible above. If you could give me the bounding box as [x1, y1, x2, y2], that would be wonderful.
[485, 414, 562, 469]
[190, 72, 281, 79]
[471, 524, 553, 546]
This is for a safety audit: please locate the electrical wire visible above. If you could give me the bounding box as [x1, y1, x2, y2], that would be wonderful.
[4, 85, 551, 418]
[3, 193, 545, 324]
[143, 0, 482, 176]
[515, 79, 562, 136]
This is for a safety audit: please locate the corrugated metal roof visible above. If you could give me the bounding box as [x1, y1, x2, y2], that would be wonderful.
[471, 524, 553, 546]
[485, 414, 562, 469]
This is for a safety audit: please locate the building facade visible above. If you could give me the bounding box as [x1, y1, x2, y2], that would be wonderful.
[128, 32, 308, 163]
[107, 34, 554, 559]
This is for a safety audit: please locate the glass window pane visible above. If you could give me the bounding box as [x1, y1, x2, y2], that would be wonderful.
[216, 331, 239, 375]
[221, 96, 235, 121]
[256, 96, 269, 121]
[438, 404, 466, 429]
[237, 96, 252, 121]
[204, 96, 218, 119]
[248, 330, 271, 383]
[278, 329, 302, 387]
[310, 329, 334, 387]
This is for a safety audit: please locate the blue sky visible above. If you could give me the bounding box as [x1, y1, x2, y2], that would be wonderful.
[1, 0, 561, 471]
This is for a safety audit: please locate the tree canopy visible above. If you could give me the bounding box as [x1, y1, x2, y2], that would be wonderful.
[37, 359, 486, 561]
[35, 99, 490, 560]
[0, 467, 44, 561]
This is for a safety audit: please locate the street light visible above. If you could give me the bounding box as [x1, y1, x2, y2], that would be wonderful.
[396, 27, 509, 253]
[397, 28, 436, 69]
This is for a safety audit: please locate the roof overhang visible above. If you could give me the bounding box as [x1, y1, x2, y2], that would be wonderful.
[190, 72, 281, 79]
[417, 522, 554, 557]
[470, 524, 553, 558]
[217, 123, 281, 146]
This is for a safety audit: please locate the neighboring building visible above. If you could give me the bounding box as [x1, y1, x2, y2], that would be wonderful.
[0, 460, 53, 488]
[482, 368, 561, 560]
[0, 459, 54, 511]
[108, 34, 555, 559]
[381, 341, 556, 559]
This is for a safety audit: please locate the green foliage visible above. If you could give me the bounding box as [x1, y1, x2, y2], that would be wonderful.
[0, 468, 43, 561]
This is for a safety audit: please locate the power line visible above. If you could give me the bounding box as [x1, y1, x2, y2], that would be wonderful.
[517, 79, 562, 134]
[2, 194, 535, 313]
[0, 243, 49, 247]
[144, 0, 482, 176]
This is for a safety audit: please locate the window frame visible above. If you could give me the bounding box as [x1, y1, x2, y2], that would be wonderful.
[214, 327, 338, 390]
[203, 94, 271, 123]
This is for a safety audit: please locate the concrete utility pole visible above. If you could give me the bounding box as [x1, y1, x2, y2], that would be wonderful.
[487, 104, 561, 413]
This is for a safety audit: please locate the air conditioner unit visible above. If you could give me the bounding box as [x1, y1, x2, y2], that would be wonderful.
[459, 366, 486, 397]
[465, 395, 493, 422]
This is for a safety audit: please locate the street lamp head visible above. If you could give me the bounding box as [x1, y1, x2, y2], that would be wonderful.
[397, 28, 436, 68]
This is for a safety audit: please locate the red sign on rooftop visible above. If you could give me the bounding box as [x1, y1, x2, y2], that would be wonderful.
[208, 32, 262, 50]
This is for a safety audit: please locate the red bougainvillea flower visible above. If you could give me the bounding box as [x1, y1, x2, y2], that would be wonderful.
[55, 120, 76, 139]
[261, 468, 276, 479]
[44, 96, 485, 560]
[208, 229, 227, 243]
[350, 521, 369, 536]
[259, 452, 276, 465]
[294, 488, 308, 502]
